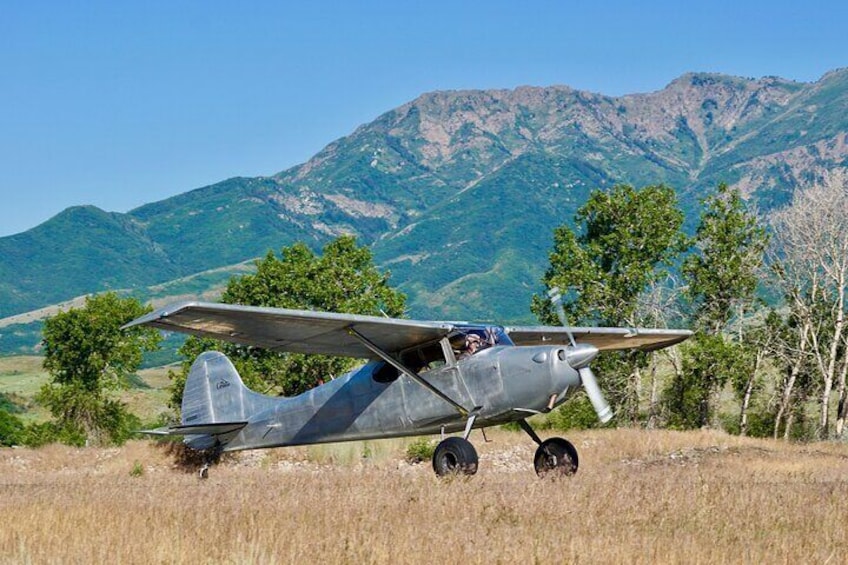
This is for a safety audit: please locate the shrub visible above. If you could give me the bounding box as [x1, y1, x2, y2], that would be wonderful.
[405, 437, 436, 464]
[544, 393, 602, 431]
[0, 410, 24, 446]
[130, 461, 144, 478]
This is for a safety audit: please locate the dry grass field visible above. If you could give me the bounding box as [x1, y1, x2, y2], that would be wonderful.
[2, 428, 848, 564]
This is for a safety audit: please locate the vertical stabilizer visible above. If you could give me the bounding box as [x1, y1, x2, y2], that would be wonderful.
[181, 351, 259, 426]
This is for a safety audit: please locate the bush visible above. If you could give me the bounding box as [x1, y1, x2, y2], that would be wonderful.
[19, 421, 86, 448]
[0, 410, 25, 446]
[405, 437, 436, 464]
[544, 393, 603, 431]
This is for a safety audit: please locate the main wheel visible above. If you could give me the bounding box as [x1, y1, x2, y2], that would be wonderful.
[533, 437, 578, 477]
[432, 437, 479, 477]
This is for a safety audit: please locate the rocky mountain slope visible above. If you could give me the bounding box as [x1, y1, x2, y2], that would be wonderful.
[2, 69, 847, 331]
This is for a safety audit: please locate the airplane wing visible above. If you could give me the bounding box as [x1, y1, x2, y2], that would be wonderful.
[504, 326, 692, 352]
[123, 301, 454, 358]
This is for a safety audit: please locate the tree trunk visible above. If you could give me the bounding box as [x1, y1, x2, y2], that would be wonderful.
[834, 343, 848, 437]
[632, 365, 642, 424]
[774, 322, 808, 440]
[648, 358, 659, 428]
[739, 351, 763, 437]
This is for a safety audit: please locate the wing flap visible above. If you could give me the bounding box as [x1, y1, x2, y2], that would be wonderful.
[505, 326, 692, 352]
[123, 301, 453, 358]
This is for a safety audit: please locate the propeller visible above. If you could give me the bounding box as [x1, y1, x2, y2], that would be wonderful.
[548, 287, 613, 424]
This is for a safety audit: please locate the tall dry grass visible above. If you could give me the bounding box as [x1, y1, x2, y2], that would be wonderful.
[1, 429, 847, 564]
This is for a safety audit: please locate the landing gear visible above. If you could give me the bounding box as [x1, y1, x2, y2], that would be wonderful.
[197, 444, 223, 480]
[518, 419, 579, 478]
[432, 437, 479, 477]
[533, 437, 578, 477]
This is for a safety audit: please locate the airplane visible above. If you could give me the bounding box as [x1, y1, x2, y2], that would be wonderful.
[124, 295, 691, 478]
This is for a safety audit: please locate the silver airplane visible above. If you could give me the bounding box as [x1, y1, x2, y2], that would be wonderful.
[124, 299, 691, 478]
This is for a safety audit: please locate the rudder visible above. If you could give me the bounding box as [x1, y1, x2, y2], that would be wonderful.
[181, 351, 255, 426]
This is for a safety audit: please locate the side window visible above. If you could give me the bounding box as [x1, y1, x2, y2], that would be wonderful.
[400, 342, 447, 373]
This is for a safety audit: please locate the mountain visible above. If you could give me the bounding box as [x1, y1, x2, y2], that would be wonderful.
[2, 69, 848, 333]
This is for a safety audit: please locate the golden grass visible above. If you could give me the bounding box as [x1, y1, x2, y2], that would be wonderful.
[2, 428, 848, 564]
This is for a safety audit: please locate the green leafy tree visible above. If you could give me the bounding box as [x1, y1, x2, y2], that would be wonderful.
[683, 183, 769, 333]
[667, 183, 768, 429]
[666, 333, 751, 429]
[39, 293, 161, 446]
[532, 184, 688, 422]
[532, 184, 688, 326]
[169, 236, 406, 409]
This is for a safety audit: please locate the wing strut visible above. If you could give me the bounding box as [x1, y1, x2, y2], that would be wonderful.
[346, 326, 470, 417]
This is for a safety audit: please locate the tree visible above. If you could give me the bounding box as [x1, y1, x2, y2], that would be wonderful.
[532, 184, 688, 422]
[39, 293, 161, 445]
[668, 183, 769, 430]
[169, 236, 406, 409]
[683, 183, 769, 333]
[666, 333, 750, 429]
[768, 170, 848, 438]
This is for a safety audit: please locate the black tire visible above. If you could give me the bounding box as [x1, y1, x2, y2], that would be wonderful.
[432, 437, 479, 477]
[533, 437, 578, 477]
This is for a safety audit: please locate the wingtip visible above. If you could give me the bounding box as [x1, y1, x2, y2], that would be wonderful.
[121, 300, 202, 331]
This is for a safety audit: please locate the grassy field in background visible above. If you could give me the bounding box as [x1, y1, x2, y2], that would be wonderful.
[2, 428, 847, 563]
[0, 356, 173, 424]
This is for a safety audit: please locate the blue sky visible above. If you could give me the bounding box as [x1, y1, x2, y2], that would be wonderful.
[1, 0, 846, 236]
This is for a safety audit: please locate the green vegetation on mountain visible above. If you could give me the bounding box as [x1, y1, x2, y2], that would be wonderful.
[2, 69, 848, 342]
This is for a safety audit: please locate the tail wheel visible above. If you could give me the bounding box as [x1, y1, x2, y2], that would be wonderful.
[432, 437, 479, 477]
[534, 437, 578, 477]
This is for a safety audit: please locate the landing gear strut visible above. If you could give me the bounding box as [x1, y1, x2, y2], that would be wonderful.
[518, 419, 579, 477]
[198, 444, 223, 480]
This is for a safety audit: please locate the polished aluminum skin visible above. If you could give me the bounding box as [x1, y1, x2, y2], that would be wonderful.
[126, 301, 691, 453]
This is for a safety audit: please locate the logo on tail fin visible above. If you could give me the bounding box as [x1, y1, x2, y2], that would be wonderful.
[216, 379, 231, 390]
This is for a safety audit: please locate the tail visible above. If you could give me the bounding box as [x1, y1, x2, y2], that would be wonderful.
[181, 351, 255, 426]
[171, 351, 274, 450]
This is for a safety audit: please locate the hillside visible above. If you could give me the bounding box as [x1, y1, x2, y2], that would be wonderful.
[2, 69, 848, 329]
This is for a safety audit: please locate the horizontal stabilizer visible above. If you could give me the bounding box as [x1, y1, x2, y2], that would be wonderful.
[137, 426, 172, 436]
[169, 422, 248, 436]
[137, 422, 248, 437]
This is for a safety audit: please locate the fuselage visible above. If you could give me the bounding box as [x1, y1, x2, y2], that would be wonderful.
[222, 337, 585, 452]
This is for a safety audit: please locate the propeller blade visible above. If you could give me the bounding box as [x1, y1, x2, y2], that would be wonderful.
[549, 287, 612, 422]
[579, 366, 613, 423]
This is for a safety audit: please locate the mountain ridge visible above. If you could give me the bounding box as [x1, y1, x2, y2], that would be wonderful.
[2, 70, 847, 332]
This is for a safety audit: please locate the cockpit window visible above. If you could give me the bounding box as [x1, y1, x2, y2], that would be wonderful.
[451, 326, 511, 359]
